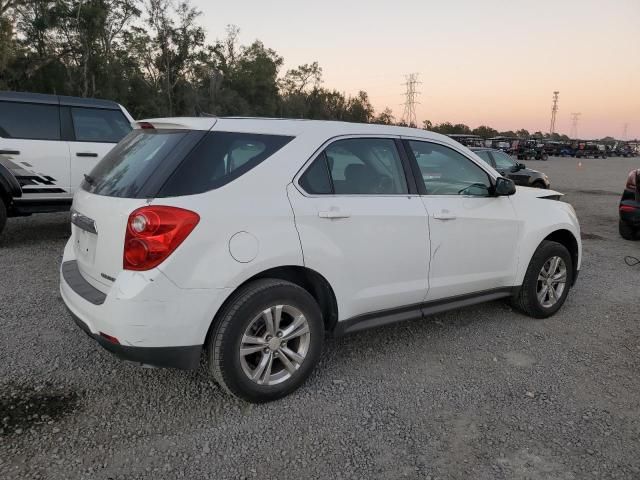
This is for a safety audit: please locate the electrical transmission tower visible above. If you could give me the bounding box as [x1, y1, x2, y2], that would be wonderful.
[401, 73, 421, 128]
[570, 112, 581, 139]
[549, 91, 559, 135]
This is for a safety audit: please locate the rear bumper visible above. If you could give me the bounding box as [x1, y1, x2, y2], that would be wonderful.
[67, 307, 201, 369]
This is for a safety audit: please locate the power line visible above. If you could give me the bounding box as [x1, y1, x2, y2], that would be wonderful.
[401, 73, 421, 128]
[549, 91, 559, 135]
[570, 112, 581, 139]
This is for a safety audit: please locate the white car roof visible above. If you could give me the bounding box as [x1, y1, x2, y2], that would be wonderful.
[137, 116, 457, 147]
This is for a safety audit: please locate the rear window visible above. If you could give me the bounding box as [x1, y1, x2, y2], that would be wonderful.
[83, 130, 293, 198]
[83, 130, 189, 198]
[158, 131, 293, 197]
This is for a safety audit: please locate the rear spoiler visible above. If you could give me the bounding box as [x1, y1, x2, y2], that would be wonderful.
[134, 118, 217, 131]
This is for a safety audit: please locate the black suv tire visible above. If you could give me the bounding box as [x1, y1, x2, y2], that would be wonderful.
[207, 279, 324, 403]
[0, 199, 7, 235]
[619, 220, 637, 241]
[512, 241, 573, 319]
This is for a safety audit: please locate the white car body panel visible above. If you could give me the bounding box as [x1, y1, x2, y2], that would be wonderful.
[60, 117, 582, 356]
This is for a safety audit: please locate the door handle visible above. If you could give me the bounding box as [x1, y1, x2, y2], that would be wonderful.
[318, 210, 351, 219]
[76, 152, 98, 157]
[433, 211, 456, 221]
[0, 150, 20, 155]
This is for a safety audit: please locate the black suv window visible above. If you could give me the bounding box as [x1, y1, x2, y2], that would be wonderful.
[323, 138, 408, 195]
[71, 107, 131, 143]
[159, 131, 293, 196]
[0, 101, 60, 140]
[408, 141, 491, 196]
[492, 151, 517, 170]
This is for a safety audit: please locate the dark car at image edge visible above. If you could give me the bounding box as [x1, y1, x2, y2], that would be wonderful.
[471, 147, 550, 189]
[619, 169, 640, 240]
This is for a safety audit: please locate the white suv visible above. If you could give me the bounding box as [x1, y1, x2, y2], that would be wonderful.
[0, 91, 133, 234]
[60, 118, 581, 402]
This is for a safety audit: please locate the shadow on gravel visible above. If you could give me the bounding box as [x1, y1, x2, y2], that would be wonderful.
[0, 383, 79, 436]
[581, 232, 605, 240]
[573, 189, 620, 196]
[0, 216, 69, 248]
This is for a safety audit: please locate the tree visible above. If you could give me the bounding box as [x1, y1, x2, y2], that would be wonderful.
[471, 125, 498, 138]
[372, 107, 395, 125]
[422, 119, 432, 130]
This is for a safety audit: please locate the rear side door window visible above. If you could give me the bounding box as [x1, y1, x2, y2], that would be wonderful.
[71, 107, 131, 143]
[0, 101, 60, 140]
[301, 138, 409, 195]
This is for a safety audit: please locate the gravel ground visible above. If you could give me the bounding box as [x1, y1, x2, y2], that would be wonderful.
[1, 156, 639, 480]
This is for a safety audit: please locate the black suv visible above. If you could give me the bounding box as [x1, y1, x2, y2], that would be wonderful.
[471, 148, 550, 189]
[619, 169, 640, 240]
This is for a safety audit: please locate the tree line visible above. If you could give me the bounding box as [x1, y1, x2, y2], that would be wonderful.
[0, 0, 606, 141]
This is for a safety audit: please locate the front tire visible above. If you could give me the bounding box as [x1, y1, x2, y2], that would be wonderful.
[207, 279, 324, 403]
[619, 220, 637, 240]
[0, 199, 7, 235]
[512, 241, 573, 318]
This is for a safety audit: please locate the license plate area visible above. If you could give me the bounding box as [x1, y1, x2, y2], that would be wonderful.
[74, 226, 97, 265]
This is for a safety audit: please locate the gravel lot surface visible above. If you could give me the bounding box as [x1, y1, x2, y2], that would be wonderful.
[1, 156, 639, 480]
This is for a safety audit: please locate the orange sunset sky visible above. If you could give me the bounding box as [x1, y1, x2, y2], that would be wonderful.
[194, 0, 639, 139]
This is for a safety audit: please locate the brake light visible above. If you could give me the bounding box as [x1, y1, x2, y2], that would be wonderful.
[137, 121, 155, 130]
[123, 206, 199, 271]
[620, 205, 637, 213]
[626, 170, 638, 190]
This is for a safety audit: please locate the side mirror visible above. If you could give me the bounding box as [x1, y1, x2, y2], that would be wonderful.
[494, 177, 516, 196]
[517, 162, 526, 170]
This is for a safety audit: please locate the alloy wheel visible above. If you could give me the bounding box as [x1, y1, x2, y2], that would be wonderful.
[239, 305, 311, 386]
[536, 256, 567, 308]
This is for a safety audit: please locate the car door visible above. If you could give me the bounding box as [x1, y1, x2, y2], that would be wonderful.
[66, 106, 132, 193]
[403, 139, 521, 301]
[0, 99, 71, 199]
[287, 136, 430, 321]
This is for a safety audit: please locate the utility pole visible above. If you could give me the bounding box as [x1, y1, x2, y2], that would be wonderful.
[570, 112, 581, 139]
[549, 91, 559, 135]
[401, 73, 421, 128]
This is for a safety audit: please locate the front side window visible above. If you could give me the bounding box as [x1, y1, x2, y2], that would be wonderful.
[408, 141, 491, 196]
[71, 107, 131, 143]
[0, 101, 60, 140]
[492, 150, 517, 170]
[323, 138, 408, 195]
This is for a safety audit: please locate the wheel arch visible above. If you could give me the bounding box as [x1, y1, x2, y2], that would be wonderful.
[543, 229, 580, 285]
[204, 265, 339, 349]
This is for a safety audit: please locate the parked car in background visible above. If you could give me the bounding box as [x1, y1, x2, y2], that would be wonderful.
[472, 147, 550, 189]
[61, 118, 581, 402]
[619, 168, 640, 240]
[0, 91, 133, 235]
[574, 142, 606, 159]
[447, 134, 486, 148]
[511, 139, 548, 161]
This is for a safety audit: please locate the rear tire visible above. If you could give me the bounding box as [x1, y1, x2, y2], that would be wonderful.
[619, 220, 637, 240]
[531, 181, 547, 189]
[512, 241, 573, 319]
[207, 279, 324, 403]
[0, 199, 7, 235]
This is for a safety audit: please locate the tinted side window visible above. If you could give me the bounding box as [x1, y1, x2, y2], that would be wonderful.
[71, 107, 131, 143]
[492, 151, 517, 170]
[324, 138, 408, 195]
[160, 131, 293, 196]
[299, 154, 332, 194]
[408, 141, 491, 196]
[0, 101, 60, 140]
[474, 150, 493, 166]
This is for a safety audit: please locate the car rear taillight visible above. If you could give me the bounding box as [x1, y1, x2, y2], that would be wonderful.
[137, 121, 155, 130]
[626, 170, 638, 190]
[123, 206, 199, 271]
